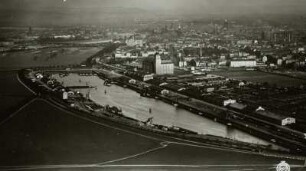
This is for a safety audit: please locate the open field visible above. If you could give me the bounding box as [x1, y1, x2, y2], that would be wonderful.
[0, 99, 304, 169]
[0, 71, 33, 121]
[211, 70, 306, 87]
[116, 143, 299, 165]
[0, 72, 305, 170]
[0, 97, 303, 168]
[0, 99, 161, 166]
[0, 47, 101, 69]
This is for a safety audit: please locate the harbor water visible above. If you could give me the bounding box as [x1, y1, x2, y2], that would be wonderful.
[54, 74, 278, 146]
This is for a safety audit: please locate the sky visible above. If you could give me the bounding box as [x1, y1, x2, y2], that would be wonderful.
[0, 0, 305, 26]
[0, 0, 304, 11]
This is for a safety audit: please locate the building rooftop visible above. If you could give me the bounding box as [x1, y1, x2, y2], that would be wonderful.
[231, 58, 256, 62]
[161, 60, 173, 64]
[256, 110, 287, 121]
[229, 103, 247, 110]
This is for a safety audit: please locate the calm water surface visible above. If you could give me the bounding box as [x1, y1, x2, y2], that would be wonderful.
[55, 74, 279, 147]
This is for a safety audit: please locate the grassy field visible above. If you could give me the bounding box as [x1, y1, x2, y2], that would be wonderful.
[116, 144, 302, 166]
[0, 99, 161, 166]
[0, 71, 305, 170]
[0, 71, 33, 121]
[0, 47, 101, 69]
[211, 70, 306, 87]
[0, 98, 304, 168]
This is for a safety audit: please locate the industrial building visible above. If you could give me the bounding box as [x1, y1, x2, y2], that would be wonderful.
[142, 54, 174, 75]
[230, 59, 257, 68]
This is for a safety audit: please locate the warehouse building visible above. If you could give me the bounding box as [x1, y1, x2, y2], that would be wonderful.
[142, 54, 174, 75]
[230, 59, 257, 68]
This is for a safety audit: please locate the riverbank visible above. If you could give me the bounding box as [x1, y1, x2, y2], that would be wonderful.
[0, 47, 101, 69]
[18, 69, 306, 160]
[55, 73, 274, 145]
[92, 65, 306, 155]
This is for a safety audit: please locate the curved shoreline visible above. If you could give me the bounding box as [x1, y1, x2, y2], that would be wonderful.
[16, 69, 306, 160]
